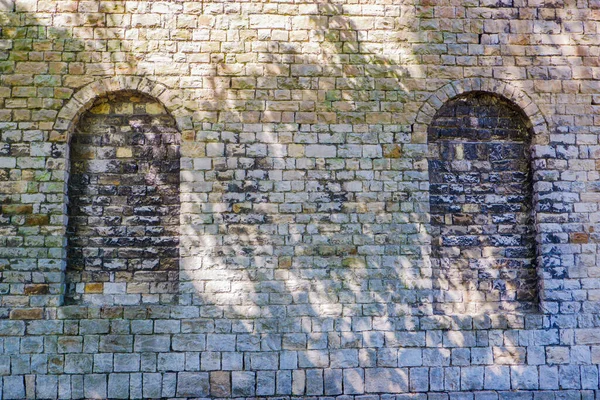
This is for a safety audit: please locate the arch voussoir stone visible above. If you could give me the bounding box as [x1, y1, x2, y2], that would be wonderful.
[416, 78, 550, 145]
[65, 90, 182, 305]
[53, 77, 182, 140]
[427, 90, 539, 315]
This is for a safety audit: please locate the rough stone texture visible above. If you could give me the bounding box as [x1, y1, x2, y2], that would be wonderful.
[0, 0, 597, 398]
[428, 93, 537, 315]
[66, 92, 180, 305]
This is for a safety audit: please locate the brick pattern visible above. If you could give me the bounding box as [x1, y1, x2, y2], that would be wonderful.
[0, 0, 598, 397]
[0, 308, 598, 397]
[66, 92, 180, 306]
[428, 93, 537, 315]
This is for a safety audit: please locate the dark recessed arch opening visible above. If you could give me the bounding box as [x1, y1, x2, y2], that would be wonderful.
[66, 90, 180, 305]
[428, 91, 538, 315]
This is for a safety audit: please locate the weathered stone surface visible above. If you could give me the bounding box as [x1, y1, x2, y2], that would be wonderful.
[365, 368, 408, 393]
[232, 371, 255, 397]
[171, 334, 205, 352]
[4, 376, 25, 399]
[99, 335, 133, 353]
[107, 374, 129, 399]
[176, 372, 209, 398]
[429, 93, 537, 316]
[134, 335, 170, 353]
[66, 92, 180, 306]
[0, 1, 597, 398]
[0, 321, 26, 335]
[83, 374, 107, 399]
[10, 308, 43, 320]
[210, 371, 231, 397]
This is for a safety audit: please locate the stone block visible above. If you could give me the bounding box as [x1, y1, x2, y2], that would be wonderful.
[399, 348, 423, 366]
[324, 368, 343, 395]
[279, 351, 297, 369]
[84, 374, 107, 399]
[64, 354, 93, 374]
[4, 376, 24, 400]
[34, 375, 56, 399]
[276, 370, 292, 395]
[365, 368, 407, 393]
[539, 365, 559, 390]
[423, 348, 451, 366]
[581, 365, 599, 389]
[485, 365, 511, 390]
[558, 365, 581, 389]
[107, 374, 129, 399]
[306, 145, 336, 158]
[0, 321, 25, 335]
[298, 350, 329, 368]
[20, 336, 43, 353]
[58, 375, 71, 399]
[330, 349, 359, 368]
[210, 371, 231, 397]
[511, 365, 539, 390]
[221, 352, 243, 370]
[185, 352, 200, 371]
[131, 320, 153, 335]
[129, 373, 142, 399]
[430, 367, 444, 391]
[576, 329, 600, 345]
[200, 351, 220, 371]
[114, 354, 140, 372]
[99, 335, 133, 353]
[232, 371, 255, 397]
[206, 334, 236, 351]
[306, 368, 323, 395]
[250, 352, 278, 370]
[134, 335, 170, 352]
[161, 373, 177, 397]
[157, 353, 185, 372]
[154, 320, 180, 334]
[142, 373, 162, 398]
[93, 354, 113, 373]
[292, 369, 305, 395]
[257, 370, 276, 396]
[410, 367, 429, 392]
[172, 334, 205, 351]
[11, 308, 43, 320]
[79, 320, 109, 335]
[176, 372, 209, 398]
[0, 0, 14, 11]
[461, 366, 484, 391]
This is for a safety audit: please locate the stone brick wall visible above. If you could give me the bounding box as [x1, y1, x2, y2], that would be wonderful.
[67, 91, 180, 306]
[428, 92, 537, 315]
[0, 0, 598, 398]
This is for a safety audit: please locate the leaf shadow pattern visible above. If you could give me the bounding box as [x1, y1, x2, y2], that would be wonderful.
[0, 0, 136, 309]
[177, 1, 533, 396]
[0, 0, 565, 397]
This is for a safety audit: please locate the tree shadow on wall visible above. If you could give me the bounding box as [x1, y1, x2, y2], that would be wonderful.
[0, 0, 556, 396]
[0, 0, 139, 309]
[177, 1, 533, 396]
[176, 2, 429, 396]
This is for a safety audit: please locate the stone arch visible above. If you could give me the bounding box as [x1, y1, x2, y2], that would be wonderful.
[64, 88, 182, 305]
[414, 78, 549, 145]
[426, 90, 539, 315]
[52, 76, 189, 142]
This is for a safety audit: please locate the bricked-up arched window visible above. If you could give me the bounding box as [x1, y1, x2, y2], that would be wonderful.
[66, 91, 180, 305]
[428, 92, 537, 315]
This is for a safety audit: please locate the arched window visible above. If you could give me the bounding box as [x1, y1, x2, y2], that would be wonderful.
[66, 91, 180, 305]
[428, 92, 537, 314]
